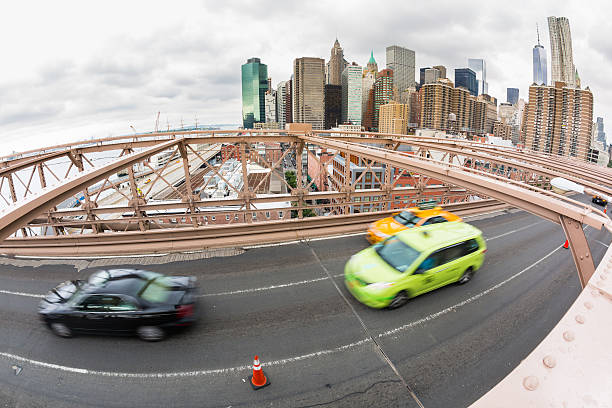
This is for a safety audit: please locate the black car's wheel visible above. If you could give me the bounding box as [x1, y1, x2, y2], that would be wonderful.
[137, 326, 165, 342]
[49, 322, 73, 338]
[458, 267, 474, 284]
[387, 291, 410, 309]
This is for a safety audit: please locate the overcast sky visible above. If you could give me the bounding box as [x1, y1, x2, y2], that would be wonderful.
[1, 0, 611, 156]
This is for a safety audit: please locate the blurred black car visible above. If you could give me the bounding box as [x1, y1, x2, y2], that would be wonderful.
[592, 195, 608, 206]
[39, 269, 198, 341]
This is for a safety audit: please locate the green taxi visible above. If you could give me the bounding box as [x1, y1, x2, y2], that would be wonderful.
[345, 222, 486, 309]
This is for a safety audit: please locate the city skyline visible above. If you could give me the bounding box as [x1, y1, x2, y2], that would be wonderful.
[1, 1, 612, 155]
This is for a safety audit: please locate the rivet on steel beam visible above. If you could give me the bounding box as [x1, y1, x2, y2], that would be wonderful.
[591, 289, 600, 297]
[585, 253, 590, 258]
[523, 376, 539, 391]
[584, 301, 593, 310]
[580, 256, 584, 260]
[575, 315, 585, 324]
[542, 355, 556, 368]
[563, 331, 575, 342]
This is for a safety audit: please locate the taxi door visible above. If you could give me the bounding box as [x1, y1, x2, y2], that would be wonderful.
[410, 246, 461, 295]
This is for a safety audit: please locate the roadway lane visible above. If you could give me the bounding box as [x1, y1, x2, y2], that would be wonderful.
[0, 196, 609, 407]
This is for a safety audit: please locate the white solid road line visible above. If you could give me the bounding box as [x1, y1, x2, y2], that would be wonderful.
[0, 244, 565, 378]
[0, 339, 373, 378]
[0, 289, 43, 298]
[199, 275, 341, 297]
[0, 274, 346, 299]
[485, 220, 546, 241]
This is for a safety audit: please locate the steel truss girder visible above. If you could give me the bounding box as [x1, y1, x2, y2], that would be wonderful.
[0, 139, 181, 242]
[317, 134, 612, 197]
[302, 136, 608, 230]
[559, 215, 596, 287]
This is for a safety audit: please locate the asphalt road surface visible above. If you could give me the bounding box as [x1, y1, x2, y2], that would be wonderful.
[0, 195, 609, 407]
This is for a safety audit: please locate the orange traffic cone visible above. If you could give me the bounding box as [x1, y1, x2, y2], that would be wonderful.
[563, 240, 569, 249]
[249, 355, 270, 390]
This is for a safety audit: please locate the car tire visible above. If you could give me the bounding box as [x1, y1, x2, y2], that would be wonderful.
[50, 322, 73, 338]
[387, 291, 410, 309]
[458, 267, 474, 284]
[137, 326, 165, 342]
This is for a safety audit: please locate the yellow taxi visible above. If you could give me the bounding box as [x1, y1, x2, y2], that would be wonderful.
[366, 203, 462, 244]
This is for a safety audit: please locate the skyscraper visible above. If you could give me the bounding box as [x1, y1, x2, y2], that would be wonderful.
[293, 57, 325, 130]
[341, 64, 363, 126]
[595, 117, 606, 147]
[366, 50, 378, 74]
[285, 78, 293, 125]
[373, 69, 394, 131]
[548, 16, 577, 87]
[379, 101, 409, 134]
[419, 67, 428, 87]
[362, 53, 378, 131]
[362, 71, 376, 131]
[424, 68, 441, 84]
[432, 65, 447, 79]
[326, 39, 347, 85]
[455, 68, 477, 96]
[468, 58, 487, 95]
[324, 84, 342, 129]
[386, 45, 415, 93]
[420, 81, 453, 131]
[533, 24, 547, 85]
[264, 90, 277, 123]
[241, 57, 268, 128]
[276, 81, 289, 130]
[524, 82, 593, 161]
[507, 88, 519, 105]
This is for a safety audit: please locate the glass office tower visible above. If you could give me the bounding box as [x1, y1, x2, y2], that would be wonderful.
[241, 58, 268, 129]
[467, 58, 487, 95]
[454, 68, 477, 96]
[507, 88, 519, 105]
[533, 44, 547, 85]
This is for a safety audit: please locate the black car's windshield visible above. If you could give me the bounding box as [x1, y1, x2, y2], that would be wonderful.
[375, 237, 421, 272]
[44, 281, 81, 303]
[393, 211, 421, 227]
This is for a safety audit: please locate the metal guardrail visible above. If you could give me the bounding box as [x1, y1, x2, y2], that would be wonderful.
[0, 200, 509, 256]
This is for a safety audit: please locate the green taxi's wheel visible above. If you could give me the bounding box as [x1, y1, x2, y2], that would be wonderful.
[458, 267, 474, 284]
[388, 291, 409, 309]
